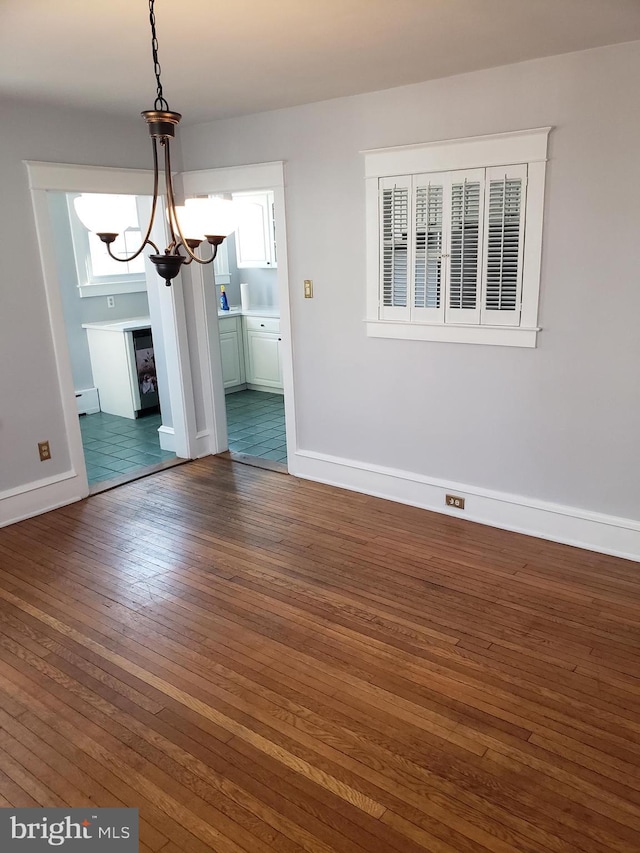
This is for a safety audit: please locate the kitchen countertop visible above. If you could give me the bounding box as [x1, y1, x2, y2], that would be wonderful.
[218, 307, 280, 319]
[82, 317, 151, 333]
[82, 312, 279, 331]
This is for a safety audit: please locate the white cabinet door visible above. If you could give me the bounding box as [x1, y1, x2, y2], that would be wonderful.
[85, 328, 138, 419]
[246, 330, 282, 388]
[233, 191, 277, 268]
[278, 336, 284, 386]
[219, 330, 244, 388]
[213, 238, 231, 284]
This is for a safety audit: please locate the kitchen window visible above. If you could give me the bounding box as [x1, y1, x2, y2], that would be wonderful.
[364, 128, 550, 347]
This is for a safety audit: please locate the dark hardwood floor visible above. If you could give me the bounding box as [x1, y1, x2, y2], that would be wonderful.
[0, 456, 639, 852]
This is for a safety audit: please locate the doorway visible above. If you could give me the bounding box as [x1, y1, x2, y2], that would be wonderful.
[182, 162, 296, 472]
[27, 161, 196, 504]
[26, 159, 296, 515]
[216, 203, 287, 469]
[47, 190, 177, 491]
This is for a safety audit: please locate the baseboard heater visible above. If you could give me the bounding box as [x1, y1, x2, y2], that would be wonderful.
[75, 387, 100, 416]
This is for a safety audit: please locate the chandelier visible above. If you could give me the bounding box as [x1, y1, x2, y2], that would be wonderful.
[73, 0, 238, 285]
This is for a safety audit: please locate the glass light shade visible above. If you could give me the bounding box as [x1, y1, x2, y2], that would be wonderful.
[74, 194, 138, 235]
[184, 197, 239, 238]
[173, 205, 205, 241]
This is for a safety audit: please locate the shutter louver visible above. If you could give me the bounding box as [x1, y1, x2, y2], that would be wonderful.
[486, 178, 521, 310]
[481, 165, 527, 326]
[445, 172, 484, 324]
[414, 184, 443, 310]
[381, 185, 409, 309]
[449, 181, 480, 309]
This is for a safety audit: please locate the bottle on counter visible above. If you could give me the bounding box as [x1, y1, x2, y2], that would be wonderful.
[220, 285, 230, 312]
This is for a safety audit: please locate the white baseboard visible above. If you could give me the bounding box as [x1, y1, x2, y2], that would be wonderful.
[157, 425, 175, 452]
[75, 387, 100, 416]
[0, 470, 84, 527]
[5, 448, 637, 562]
[246, 383, 284, 395]
[195, 430, 212, 458]
[160, 425, 212, 458]
[293, 450, 640, 562]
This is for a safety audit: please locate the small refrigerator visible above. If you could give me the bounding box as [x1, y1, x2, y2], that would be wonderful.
[132, 328, 159, 414]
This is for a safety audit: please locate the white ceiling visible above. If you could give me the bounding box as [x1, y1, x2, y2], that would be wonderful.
[2, 0, 640, 125]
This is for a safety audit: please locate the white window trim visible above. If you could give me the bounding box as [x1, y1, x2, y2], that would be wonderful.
[363, 127, 551, 347]
[76, 280, 148, 298]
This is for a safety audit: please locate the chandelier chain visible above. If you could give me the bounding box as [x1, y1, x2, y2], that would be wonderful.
[76, 0, 229, 284]
[149, 0, 169, 111]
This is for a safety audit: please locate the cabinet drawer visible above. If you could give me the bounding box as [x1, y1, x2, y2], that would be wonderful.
[244, 316, 280, 333]
[219, 316, 240, 334]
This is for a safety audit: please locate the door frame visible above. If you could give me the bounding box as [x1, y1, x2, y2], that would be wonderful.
[25, 160, 197, 502]
[181, 161, 298, 468]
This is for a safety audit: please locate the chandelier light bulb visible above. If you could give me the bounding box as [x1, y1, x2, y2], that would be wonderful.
[184, 197, 239, 239]
[74, 194, 137, 236]
[172, 205, 205, 242]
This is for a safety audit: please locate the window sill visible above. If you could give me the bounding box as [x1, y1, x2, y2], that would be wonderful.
[366, 320, 539, 348]
[77, 280, 147, 299]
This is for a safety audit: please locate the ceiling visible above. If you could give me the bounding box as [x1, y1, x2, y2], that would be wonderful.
[2, 0, 640, 124]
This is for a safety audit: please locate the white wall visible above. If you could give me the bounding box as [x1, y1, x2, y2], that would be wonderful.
[180, 42, 640, 527]
[0, 97, 149, 495]
[224, 234, 279, 311]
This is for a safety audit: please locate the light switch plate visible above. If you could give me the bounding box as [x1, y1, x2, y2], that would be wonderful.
[304, 279, 313, 298]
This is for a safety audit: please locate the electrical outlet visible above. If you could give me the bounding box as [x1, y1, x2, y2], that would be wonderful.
[38, 441, 51, 461]
[445, 494, 465, 510]
[107, 296, 116, 309]
[304, 279, 313, 298]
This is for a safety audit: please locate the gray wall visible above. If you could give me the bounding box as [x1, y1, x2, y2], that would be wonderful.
[48, 192, 150, 391]
[217, 233, 279, 310]
[0, 96, 149, 492]
[181, 41, 640, 520]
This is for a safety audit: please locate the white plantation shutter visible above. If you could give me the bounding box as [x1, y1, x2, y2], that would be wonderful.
[379, 176, 410, 320]
[366, 128, 549, 345]
[413, 173, 446, 323]
[481, 164, 527, 326]
[376, 163, 534, 332]
[445, 169, 484, 325]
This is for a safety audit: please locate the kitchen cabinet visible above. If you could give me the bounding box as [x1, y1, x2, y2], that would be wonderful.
[213, 237, 231, 285]
[218, 313, 283, 392]
[218, 315, 245, 389]
[233, 191, 277, 268]
[244, 316, 282, 390]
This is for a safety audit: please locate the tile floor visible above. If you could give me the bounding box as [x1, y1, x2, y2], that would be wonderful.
[225, 390, 287, 463]
[80, 411, 176, 486]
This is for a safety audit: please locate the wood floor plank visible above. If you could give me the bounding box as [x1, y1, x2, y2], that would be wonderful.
[0, 456, 639, 851]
